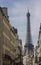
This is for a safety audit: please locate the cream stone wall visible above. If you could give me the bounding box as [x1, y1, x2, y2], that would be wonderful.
[0, 7, 23, 65]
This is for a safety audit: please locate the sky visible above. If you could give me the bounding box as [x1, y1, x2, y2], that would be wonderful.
[0, 0, 41, 47]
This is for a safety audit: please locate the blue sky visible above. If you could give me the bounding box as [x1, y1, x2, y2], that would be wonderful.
[0, 0, 41, 47]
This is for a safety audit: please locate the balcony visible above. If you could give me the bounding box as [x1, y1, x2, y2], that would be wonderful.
[2, 54, 11, 60]
[2, 54, 15, 65]
[35, 56, 38, 63]
[39, 57, 41, 62]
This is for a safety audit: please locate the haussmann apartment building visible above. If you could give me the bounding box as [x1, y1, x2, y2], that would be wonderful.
[0, 7, 23, 65]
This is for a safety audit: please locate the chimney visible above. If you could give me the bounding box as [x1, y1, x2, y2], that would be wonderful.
[2, 7, 9, 19]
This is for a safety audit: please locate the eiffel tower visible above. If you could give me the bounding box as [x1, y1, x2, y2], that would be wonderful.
[24, 11, 34, 55]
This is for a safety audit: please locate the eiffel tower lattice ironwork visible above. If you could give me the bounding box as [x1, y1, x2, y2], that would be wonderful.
[24, 11, 34, 55]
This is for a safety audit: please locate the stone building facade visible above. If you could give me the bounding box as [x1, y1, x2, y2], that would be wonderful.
[23, 52, 34, 65]
[34, 24, 41, 65]
[23, 55, 28, 65]
[0, 7, 23, 65]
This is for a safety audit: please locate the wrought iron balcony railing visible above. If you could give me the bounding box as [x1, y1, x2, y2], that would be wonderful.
[38, 57, 41, 62]
[35, 56, 38, 63]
